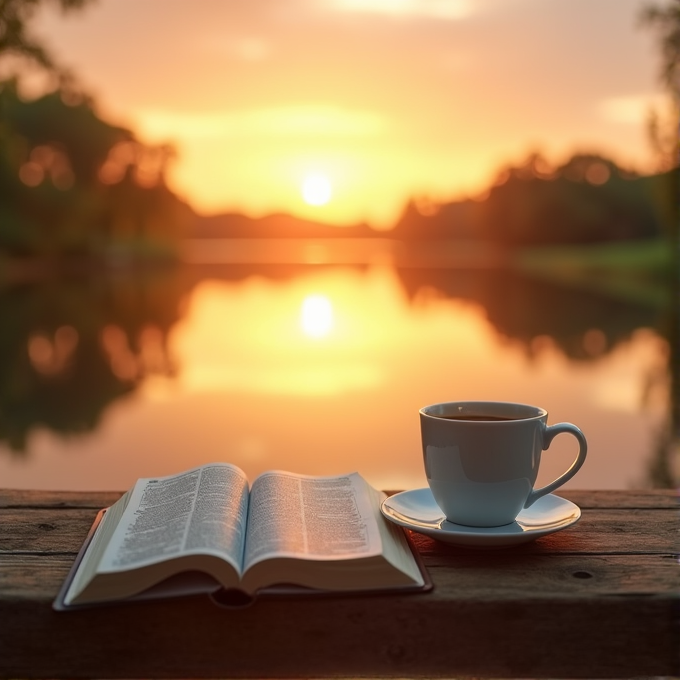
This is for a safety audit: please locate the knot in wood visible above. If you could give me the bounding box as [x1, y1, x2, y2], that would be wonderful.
[572, 570, 594, 579]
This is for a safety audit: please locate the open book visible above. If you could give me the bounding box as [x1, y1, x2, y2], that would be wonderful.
[54, 464, 429, 609]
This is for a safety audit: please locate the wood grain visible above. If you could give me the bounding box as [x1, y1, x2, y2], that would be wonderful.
[3, 504, 677, 556]
[2, 488, 677, 509]
[1, 489, 678, 679]
[0, 489, 123, 509]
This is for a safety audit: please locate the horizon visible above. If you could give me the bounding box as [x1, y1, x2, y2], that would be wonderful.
[23, 0, 670, 229]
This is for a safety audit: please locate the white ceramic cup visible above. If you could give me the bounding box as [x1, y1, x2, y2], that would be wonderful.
[419, 401, 587, 527]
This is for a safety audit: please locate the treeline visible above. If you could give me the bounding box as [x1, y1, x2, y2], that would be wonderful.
[1, 78, 676, 254]
[190, 211, 375, 239]
[393, 153, 676, 246]
[0, 79, 190, 259]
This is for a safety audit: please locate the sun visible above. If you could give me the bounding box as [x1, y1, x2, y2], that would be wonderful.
[301, 295, 334, 338]
[301, 173, 332, 206]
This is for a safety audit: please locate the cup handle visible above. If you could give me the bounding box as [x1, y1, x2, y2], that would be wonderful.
[524, 422, 587, 508]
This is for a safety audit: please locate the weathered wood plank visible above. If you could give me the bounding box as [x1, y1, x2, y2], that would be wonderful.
[428, 554, 680, 597]
[2, 506, 677, 555]
[0, 508, 98, 554]
[561, 488, 679, 509]
[1, 587, 677, 678]
[0, 489, 122, 509]
[0, 489, 678, 678]
[380, 488, 678, 509]
[409, 508, 680, 557]
[0, 555, 64, 599]
[1, 488, 678, 509]
[1, 553, 677, 602]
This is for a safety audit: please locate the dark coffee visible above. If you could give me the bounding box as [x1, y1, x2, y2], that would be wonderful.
[437, 414, 528, 421]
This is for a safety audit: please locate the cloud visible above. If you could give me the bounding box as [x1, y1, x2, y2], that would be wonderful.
[133, 105, 388, 140]
[201, 35, 272, 62]
[321, 0, 473, 20]
[597, 94, 667, 125]
[225, 36, 272, 62]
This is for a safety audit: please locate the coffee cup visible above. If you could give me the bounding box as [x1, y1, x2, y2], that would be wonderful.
[419, 401, 587, 527]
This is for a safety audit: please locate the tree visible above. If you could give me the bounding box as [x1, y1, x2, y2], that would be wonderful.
[640, 1, 680, 172]
[641, 0, 680, 484]
[641, 0, 680, 98]
[0, 0, 186, 258]
[0, 0, 95, 76]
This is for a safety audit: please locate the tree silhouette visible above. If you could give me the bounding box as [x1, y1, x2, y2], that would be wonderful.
[640, 0, 680, 487]
[0, 1, 188, 257]
[641, 0, 680, 97]
[0, 0, 95, 76]
[0, 80, 186, 256]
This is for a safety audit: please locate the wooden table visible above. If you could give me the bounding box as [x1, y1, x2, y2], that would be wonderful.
[1, 489, 678, 678]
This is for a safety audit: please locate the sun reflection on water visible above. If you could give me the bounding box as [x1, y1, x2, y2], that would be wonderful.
[300, 295, 334, 338]
[0, 262, 672, 493]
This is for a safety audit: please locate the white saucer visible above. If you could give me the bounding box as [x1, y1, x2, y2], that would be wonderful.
[381, 488, 580, 548]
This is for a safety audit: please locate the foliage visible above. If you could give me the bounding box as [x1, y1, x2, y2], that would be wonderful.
[392, 152, 672, 247]
[0, 0, 95, 75]
[641, 0, 680, 97]
[639, 1, 679, 249]
[479, 155, 670, 247]
[0, 79, 189, 257]
[0, 1, 189, 259]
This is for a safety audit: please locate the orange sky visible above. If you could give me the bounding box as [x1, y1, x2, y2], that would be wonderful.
[31, 0, 668, 228]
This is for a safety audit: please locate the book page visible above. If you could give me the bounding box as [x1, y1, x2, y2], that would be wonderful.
[243, 471, 381, 570]
[365, 484, 426, 586]
[98, 463, 249, 574]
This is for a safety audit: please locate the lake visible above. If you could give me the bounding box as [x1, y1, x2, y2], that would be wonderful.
[0, 239, 677, 492]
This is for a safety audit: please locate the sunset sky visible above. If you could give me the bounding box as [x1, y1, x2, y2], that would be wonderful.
[32, 0, 669, 228]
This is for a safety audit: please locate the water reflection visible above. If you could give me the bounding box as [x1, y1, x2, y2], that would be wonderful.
[0, 255, 676, 491]
[398, 267, 666, 361]
[300, 295, 334, 339]
[0, 268, 180, 451]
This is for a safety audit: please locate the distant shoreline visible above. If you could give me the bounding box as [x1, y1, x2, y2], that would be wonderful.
[0, 236, 672, 287]
[180, 236, 509, 268]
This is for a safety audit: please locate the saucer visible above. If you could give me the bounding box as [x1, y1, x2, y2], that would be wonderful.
[381, 488, 580, 548]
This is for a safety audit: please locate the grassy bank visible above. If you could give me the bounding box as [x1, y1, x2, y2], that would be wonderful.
[0, 242, 180, 287]
[514, 238, 676, 309]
